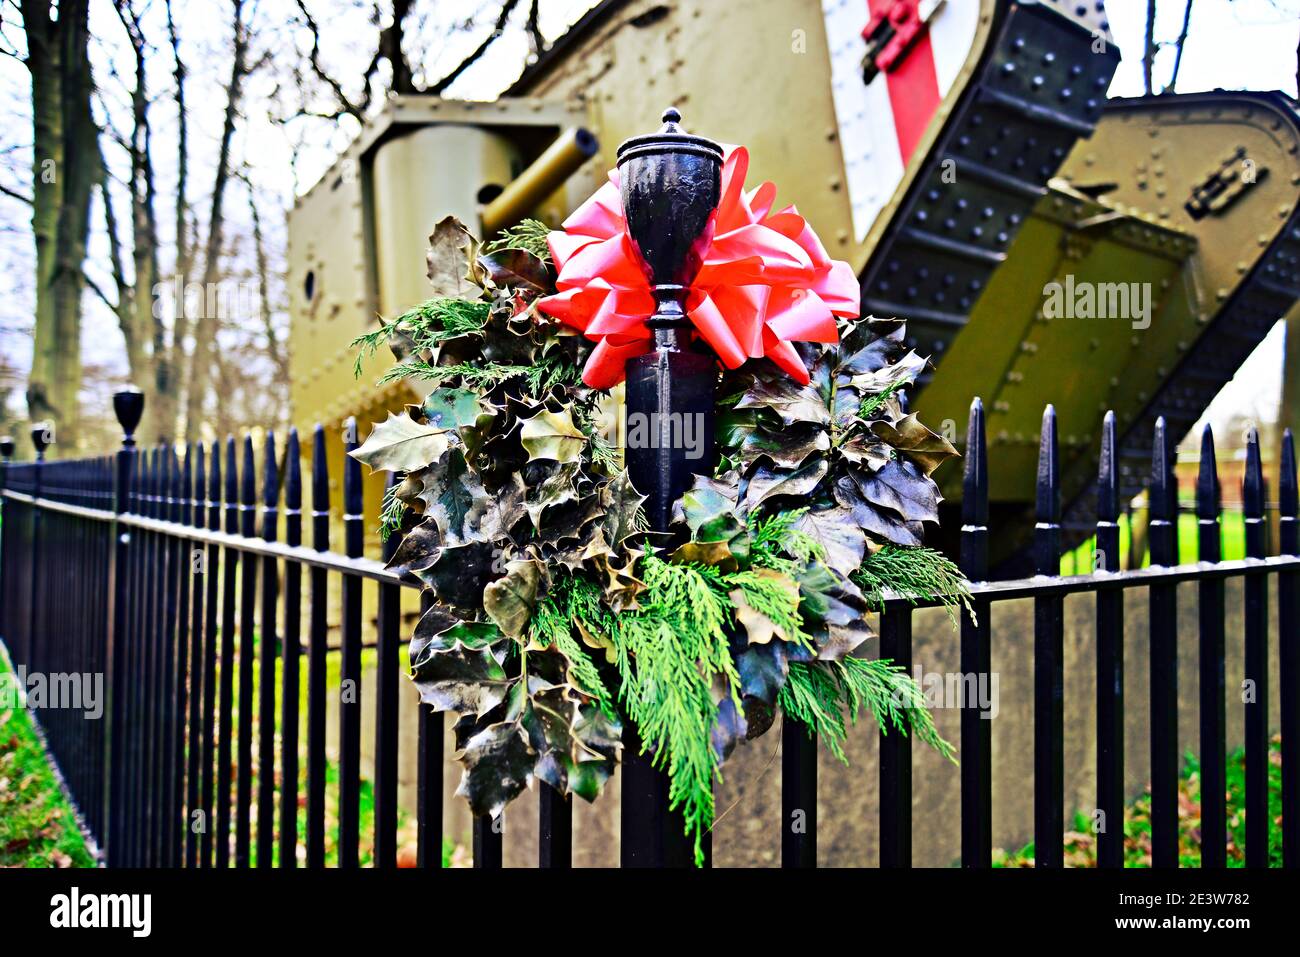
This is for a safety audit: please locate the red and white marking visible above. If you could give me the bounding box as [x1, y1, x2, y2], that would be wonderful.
[821, 0, 981, 241]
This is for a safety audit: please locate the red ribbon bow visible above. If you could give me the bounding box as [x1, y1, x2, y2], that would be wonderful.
[537, 146, 860, 389]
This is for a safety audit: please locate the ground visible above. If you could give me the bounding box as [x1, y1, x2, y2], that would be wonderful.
[0, 651, 96, 868]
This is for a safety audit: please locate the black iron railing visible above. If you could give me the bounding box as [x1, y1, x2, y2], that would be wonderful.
[0, 393, 1297, 868]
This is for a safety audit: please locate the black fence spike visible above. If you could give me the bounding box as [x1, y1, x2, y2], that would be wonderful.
[1151, 416, 1176, 525]
[170, 445, 182, 521]
[263, 432, 279, 509]
[241, 435, 256, 509]
[1097, 410, 1118, 524]
[1243, 427, 1264, 520]
[311, 424, 329, 515]
[208, 441, 222, 528]
[1281, 428, 1297, 520]
[224, 438, 238, 515]
[286, 428, 302, 512]
[193, 444, 206, 526]
[1196, 425, 1220, 520]
[1035, 404, 1059, 525]
[181, 445, 194, 526]
[962, 396, 987, 527]
[343, 417, 362, 517]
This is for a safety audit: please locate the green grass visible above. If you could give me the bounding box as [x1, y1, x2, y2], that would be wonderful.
[1061, 508, 1248, 574]
[994, 735, 1284, 867]
[0, 648, 97, 868]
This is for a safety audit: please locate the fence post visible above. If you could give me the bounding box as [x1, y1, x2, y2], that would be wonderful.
[1148, 416, 1179, 868]
[617, 107, 722, 869]
[959, 397, 991, 867]
[1280, 429, 1298, 869]
[1196, 425, 1226, 868]
[1242, 428, 1269, 867]
[104, 388, 144, 868]
[1033, 405, 1063, 869]
[1096, 411, 1125, 868]
[25, 424, 51, 673]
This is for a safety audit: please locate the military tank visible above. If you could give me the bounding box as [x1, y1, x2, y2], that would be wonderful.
[285, 0, 1300, 568]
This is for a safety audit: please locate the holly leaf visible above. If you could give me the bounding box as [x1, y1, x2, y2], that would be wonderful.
[795, 564, 874, 659]
[411, 645, 512, 717]
[838, 431, 892, 469]
[597, 470, 647, 548]
[735, 374, 831, 427]
[427, 216, 486, 299]
[417, 542, 499, 606]
[422, 387, 493, 432]
[742, 455, 828, 510]
[467, 471, 526, 543]
[848, 458, 941, 525]
[478, 249, 551, 296]
[418, 449, 487, 546]
[520, 408, 587, 463]
[524, 461, 580, 529]
[351, 413, 451, 473]
[838, 317, 906, 375]
[483, 559, 544, 638]
[871, 413, 959, 477]
[832, 472, 925, 547]
[736, 421, 828, 470]
[385, 517, 442, 573]
[791, 506, 866, 575]
[454, 720, 535, 819]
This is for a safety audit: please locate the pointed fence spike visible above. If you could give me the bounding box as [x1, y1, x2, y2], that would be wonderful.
[1151, 416, 1176, 523]
[1243, 427, 1264, 520]
[263, 432, 279, 509]
[1196, 425, 1220, 520]
[171, 445, 182, 520]
[194, 444, 206, 529]
[182, 444, 194, 525]
[241, 435, 256, 508]
[312, 424, 329, 515]
[1036, 404, 1059, 523]
[1097, 411, 1119, 523]
[1281, 428, 1297, 520]
[286, 428, 302, 513]
[343, 417, 362, 518]
[962, 397, 987, 526]
[225, 437, 238, 506]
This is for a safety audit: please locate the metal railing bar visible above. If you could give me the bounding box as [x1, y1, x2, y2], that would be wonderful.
[4, 490, 417, 588]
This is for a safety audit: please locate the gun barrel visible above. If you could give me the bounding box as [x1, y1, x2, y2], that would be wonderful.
[481, 126, 599, 235]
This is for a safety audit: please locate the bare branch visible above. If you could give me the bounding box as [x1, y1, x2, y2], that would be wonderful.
[429, 0, 523, 95]
[0, 182, 32, 204]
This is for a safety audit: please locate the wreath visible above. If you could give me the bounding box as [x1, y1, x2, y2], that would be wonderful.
[351, 213, 971, 865]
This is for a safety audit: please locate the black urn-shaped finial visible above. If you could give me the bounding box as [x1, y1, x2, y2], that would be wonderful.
[113, 386, 145, 448]
[617, 107, 723, 346]
[31, 422, 51, 460]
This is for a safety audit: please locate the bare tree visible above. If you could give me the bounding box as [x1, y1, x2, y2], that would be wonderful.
[1168, 0, 1195, 93]
[183, 0, 252, 443]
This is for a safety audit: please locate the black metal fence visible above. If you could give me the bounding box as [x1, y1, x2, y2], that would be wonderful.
[0, 392, 1297, 868]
